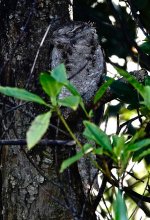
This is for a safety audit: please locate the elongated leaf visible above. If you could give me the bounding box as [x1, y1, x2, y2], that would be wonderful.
[51, 64, 87, 114]
[134, 148, 150, 161]
[51, 64, 87, 115]
[115, 67, 144, 96]
[58, 95, 80, 110]
[51, 64, 81, 96]
[83, 121, 112, 151]
[141, 86, 150, 109]
[27, 111, 51, 150]
[129, 127, 146, 144]
[65, 82, 80, 96]
[0, 86, 47, 105]
[140, 41, 150, 55]
[110, 80, 139, 105]
[113, 135, 125, 157]
[93, 148, 103, 155]
[60, 143, 93, 173]
[114, 190, 128, 220]
[126, 138, 150, 152]
[40, 73, 63, 100]
[94, 78, 114, 104]
[65, 83, 88, 115]
[51, 63, 67, 84]
[145, 76, 150, 86]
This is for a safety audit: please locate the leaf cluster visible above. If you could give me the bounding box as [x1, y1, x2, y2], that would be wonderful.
[1, 63, 150, 218]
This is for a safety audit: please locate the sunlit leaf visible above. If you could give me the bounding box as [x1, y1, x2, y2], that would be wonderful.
[93, 147, 103, 155]
[51, 63, 68, 84]
[51, 64, 81, 96]
[65, 82, 89, 116]
[83, 121, 112, 151]
[113, 135, 125, 157]
[126, 138, 150, 152]
[88, 110, 94, 118]
[141, 86, 150, 109]
[58, 95, 80, 110]
[27, 111, 51, 150]
[51, 64, 88, 115]
[60, 143, 93, 173]
[40, 73, 63, 105]
[119, 108, 136, 120]
[114, 190, 128, 220]
[130, 127, 146, 144]
[0, 86, 47, 106]
[65, 82, 80, 96]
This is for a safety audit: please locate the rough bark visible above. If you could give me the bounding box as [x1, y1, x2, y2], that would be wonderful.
[0, 1, 105, 219]
[0, 1, 71, 220]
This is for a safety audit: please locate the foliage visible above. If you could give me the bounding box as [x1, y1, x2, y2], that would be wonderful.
[1, 63, 150, 218]
[0, 0, 150, 219]
[74, 0, 150, 70]
[113, 190, 128, 220]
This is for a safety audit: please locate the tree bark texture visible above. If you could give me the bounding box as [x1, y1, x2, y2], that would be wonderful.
[0, 1, 105, 219]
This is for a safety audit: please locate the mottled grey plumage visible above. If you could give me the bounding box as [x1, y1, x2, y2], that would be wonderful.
[50, 22, 105, 106]
[50, 22, 105, 193]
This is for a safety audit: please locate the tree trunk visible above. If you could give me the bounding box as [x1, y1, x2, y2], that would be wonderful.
[0, 1, 105, 219]
[0, 1, 71, 219]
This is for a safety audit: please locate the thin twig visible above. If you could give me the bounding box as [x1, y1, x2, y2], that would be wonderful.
[93, 176, 107, 210]
[25, 22, 52, 88]
[0, 139, 75, 146]
[117, 115, 143, 134]
[102, 196, 113, 220]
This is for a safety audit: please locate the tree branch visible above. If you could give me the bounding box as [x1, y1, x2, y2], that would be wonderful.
[0, 139, 75, 146]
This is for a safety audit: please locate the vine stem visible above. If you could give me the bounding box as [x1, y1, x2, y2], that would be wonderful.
[56, 108, 83, 149]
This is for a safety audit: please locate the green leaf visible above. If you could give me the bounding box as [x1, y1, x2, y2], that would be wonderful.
[145, 76, 150, 86]
[140, 41, 150, 55]
[60, 143, 93, 173]
[110, 79, 139, 105]
[79, 99, 89, 117]
[115, 67, 144, 96]
[125, 138, 150, 152]
[114, 190, 128, 220]
[51, 63, 68, 84]
[51, 64, 81, 96]
[140, 106, 150, 117]
[40, 73, 63, 105]
[51, 64, 88, 115]
[88, 110, 94, 118]
[58, 95, 80, 110]
[141, 86, 150, 109]
[93, 147, 103, 155]
[113, 135, 125, 157]
[0, 86, 47, 106]
[65, 83, 89, 116]
[134, 148, 150, 161]
[83, 121, 112, 151]
[27, 111, 51, 150]
[65, 82, 81, 96]
[129, 127, 146, 144]
[94, 78, 114, 104]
